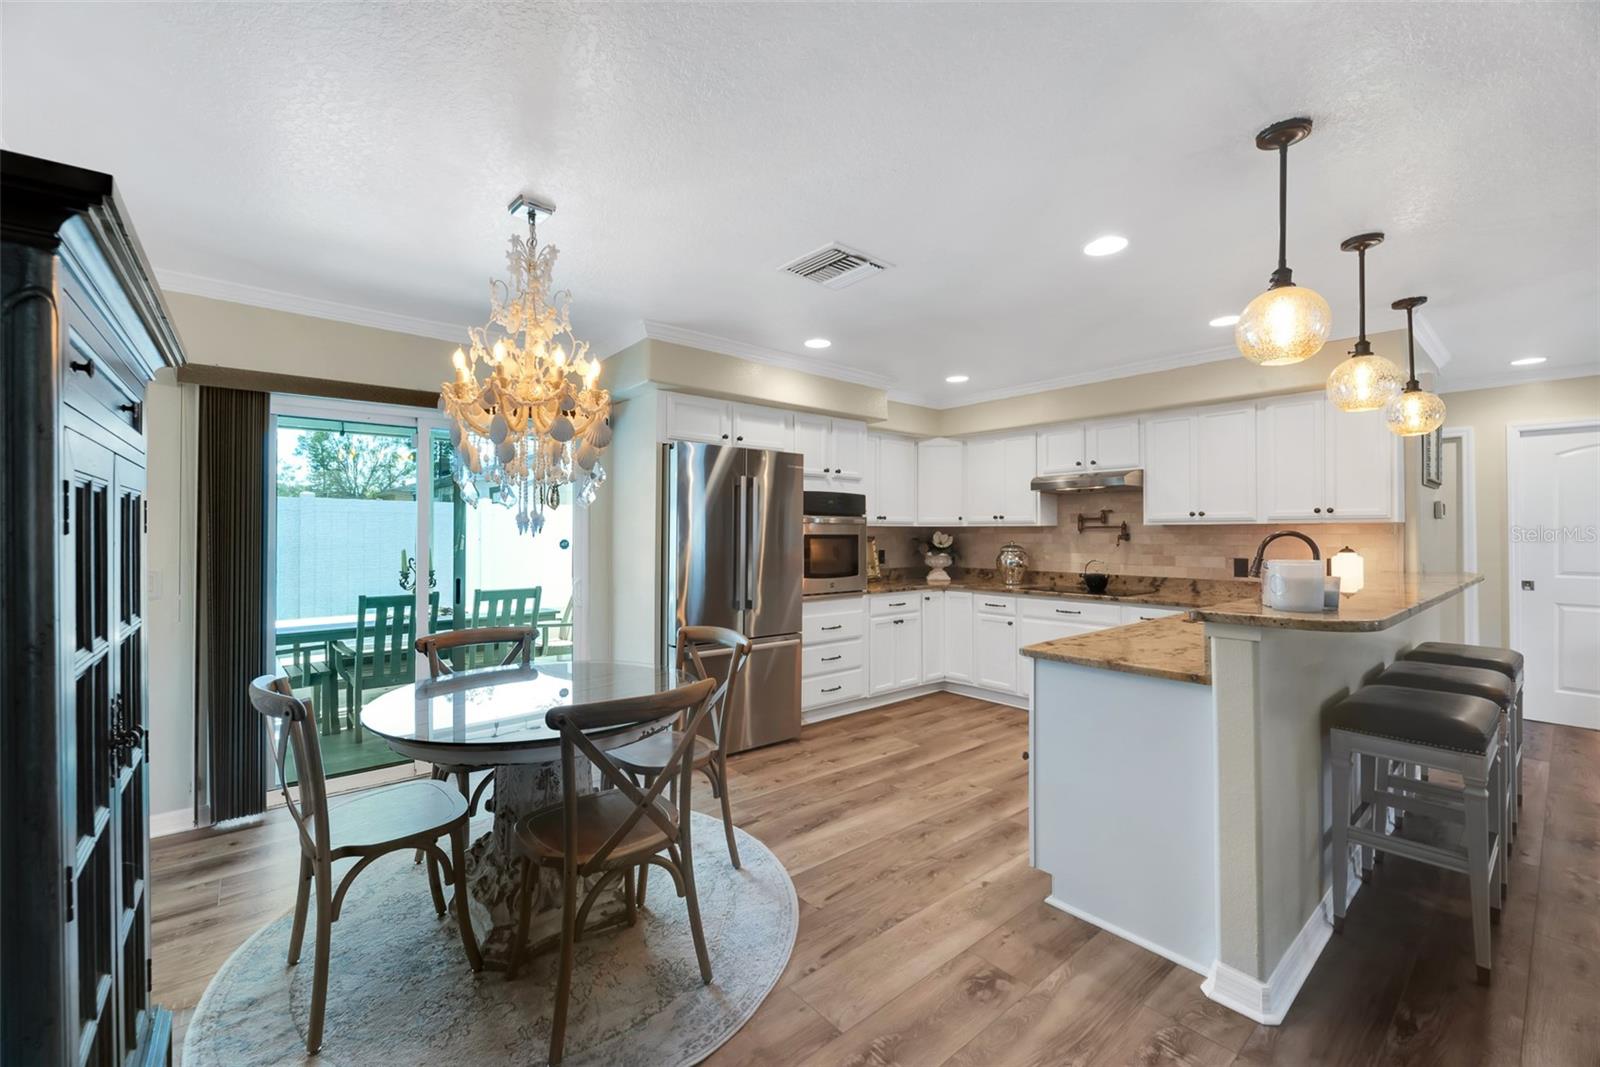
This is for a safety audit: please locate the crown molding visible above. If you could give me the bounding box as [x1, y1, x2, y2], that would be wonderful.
[1436, 361, 1600, 396]
[640, 320, 898, 391]
[915, 342, 1244, 410]
[156, 269, 469, 343]
[1411, 310, 1454, 370]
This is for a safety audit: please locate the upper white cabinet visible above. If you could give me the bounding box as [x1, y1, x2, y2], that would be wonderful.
[1037, 417, 1141, 475]
[661, 393, 794, 451]
[866, 433, 918, 524]
[966, 434, 1055, 526]
[1257, 393, 1401, 522]
[916, 439, 966, 525]
[796, 414, 867, 490]
[1142, 405, 1257, 523]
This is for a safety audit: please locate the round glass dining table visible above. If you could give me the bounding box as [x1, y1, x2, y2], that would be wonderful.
[362, 659, 696, 966]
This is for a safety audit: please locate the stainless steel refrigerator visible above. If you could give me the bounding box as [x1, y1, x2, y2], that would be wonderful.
[663, 442, 803, 753]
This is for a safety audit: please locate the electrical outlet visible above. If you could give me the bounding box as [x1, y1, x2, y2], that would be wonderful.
[1232, 557, 1249, 577]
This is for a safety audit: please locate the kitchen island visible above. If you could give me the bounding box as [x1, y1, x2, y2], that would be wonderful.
[1022, 572, 1483, 1026]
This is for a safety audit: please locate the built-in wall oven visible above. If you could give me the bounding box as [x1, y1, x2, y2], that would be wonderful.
[803, 491, 868, 596]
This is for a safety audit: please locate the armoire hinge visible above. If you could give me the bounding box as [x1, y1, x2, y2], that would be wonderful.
[62, 481, 71, 535]
[64, 866, 75, 921]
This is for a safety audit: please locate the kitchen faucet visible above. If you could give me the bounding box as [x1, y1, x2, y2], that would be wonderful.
[1248, 531, 1322, 578]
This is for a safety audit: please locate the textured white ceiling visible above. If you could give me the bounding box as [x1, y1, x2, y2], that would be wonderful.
[3, 2, 1595, 403]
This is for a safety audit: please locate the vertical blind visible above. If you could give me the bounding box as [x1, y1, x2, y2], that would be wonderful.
[197, 386, 269, 822]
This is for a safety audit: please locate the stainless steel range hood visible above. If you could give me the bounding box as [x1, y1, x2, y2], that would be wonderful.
[1030, 468, 1143, 493]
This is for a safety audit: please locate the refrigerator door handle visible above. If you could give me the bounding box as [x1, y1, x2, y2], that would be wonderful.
[734, 475, 748, 612]
[746, 476, 759, 610]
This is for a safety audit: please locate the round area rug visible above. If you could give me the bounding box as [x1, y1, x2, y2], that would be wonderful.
[183, 813, 797, 1067]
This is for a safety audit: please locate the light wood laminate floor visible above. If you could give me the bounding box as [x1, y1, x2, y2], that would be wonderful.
[153, 692, 1600, 1065]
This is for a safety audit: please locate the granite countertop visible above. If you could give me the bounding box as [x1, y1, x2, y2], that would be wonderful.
[1191, 572, 1484, 632]
[863, 569, 1259, 610]
[1020, 615, 1210, 685]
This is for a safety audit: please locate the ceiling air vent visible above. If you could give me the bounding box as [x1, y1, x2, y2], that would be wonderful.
[780, 244, 889, 290]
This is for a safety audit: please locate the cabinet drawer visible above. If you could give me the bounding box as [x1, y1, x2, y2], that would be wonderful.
[973, 595, 1017, 616]
[1019, 597, 1122, 626]
[869, 593, 920, 616]
[803, 668, 866, 709]
[1121, 605, 1183, 624]
[803, 600, 867, 644]
[804, 638, 864, 677]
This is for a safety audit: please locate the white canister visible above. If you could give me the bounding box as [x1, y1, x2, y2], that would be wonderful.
[1262, 559, 1327, 612]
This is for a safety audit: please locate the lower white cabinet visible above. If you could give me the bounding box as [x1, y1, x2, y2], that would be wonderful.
[920, 591, 945, 682]
[974, 596, 1018, 693]
[944, 591, 974, 683]
[802, 597, 868, 711]
[868, 594, 921, 694]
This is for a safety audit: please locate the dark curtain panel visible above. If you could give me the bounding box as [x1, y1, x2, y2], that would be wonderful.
[197, 386, 270, 822]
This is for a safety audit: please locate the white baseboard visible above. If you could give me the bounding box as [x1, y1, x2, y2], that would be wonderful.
[150, 807, 196, 838]
[800, 680, 1027, 726]
[1200, 865, 1363, 1025]
[1044, 894, 1211, 977]
[941, 680, 1028, 710]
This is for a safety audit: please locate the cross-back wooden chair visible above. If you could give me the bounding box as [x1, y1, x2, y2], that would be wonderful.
[335, 591, 437, 740]
[611, 626, 752, 906]
[248, 673, 481, 1056]
[507, 675, 718, 1067]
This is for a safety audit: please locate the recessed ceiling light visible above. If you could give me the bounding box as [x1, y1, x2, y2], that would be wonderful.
[1209, 314, 1241, 327]
[803, 337, 831, 349]
[945, 374, 970, 384]
[1510, 356, 1546, 367]
[1082, 235, 1129, 257]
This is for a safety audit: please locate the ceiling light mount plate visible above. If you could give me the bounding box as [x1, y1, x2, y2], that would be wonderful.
[1391, 295, 1428, 312]
[507, 194, 556, 221]
[1255, 117, 1314, 151]
[1340, 231, 1385, 253]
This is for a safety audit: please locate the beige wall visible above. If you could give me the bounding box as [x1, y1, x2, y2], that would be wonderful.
[1413, 375, 1600, 646]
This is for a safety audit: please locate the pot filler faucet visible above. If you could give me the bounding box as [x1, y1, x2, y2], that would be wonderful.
[1248, 530, 1322, 578]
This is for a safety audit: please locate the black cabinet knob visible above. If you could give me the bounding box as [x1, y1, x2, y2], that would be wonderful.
[1198, 510, 1206, 517]
[70, 358, 95, 377]
[736, 435, 744, 441]
[1327, 507, 1334, 514]
[1090, 459, 1098, 465]
[720, 434, 729, 440]
[1314, 507, 1322, 514]
[1075, 461, 1083, 466]
[1189, 511, 1196, 517]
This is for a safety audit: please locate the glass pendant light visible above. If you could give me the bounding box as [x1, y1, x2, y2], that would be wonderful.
[1327, 232, 1405, 411]
[1236, 117, 1332, 366]
[1385, 296, 1446, 436]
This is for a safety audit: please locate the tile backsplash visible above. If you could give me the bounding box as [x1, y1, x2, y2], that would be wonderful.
[870, 489, 1403, 580]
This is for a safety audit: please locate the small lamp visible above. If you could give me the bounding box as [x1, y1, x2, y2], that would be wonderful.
[1329, 546, 1365, 596]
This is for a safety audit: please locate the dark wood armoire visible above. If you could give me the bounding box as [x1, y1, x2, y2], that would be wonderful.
[2, 152, 185, 1066]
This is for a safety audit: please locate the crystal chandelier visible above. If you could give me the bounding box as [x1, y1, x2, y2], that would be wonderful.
[441, 195, 612, 535]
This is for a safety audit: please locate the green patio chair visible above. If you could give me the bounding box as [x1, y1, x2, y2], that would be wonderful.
[333, 592, 438, 741]
[466, 586, 541, 669]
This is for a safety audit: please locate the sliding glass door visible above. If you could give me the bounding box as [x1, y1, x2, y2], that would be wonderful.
[268, 395, 580, 785]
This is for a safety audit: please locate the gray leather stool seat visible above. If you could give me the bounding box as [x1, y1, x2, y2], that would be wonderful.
[1328, 684, 1500, 753]
[1327, 684, 1507, 986]
[1401, 642, 1524, 686]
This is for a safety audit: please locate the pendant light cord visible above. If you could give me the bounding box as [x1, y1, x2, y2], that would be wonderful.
[1404, 304, 1418, 388]
[1277, 144, 1289, 275]
[1357, 245, 1367, 343]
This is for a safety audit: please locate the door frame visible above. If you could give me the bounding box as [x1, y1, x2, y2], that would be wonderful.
[1505, 416, 1600, 664]
[1440, 426, 1480, 644]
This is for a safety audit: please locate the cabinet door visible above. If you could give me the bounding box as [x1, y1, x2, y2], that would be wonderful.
[730, 403, 793, 450]
[794, 414, 831, 479]
[1087, 418, 1141, 469]
[1325, 404, 1399, 520]
[944, 592, 974, 682]
[963, 438, 1005, 523]
[868, 614, 899, 695]
[1037, 425, 1086, 475]
[1001, 434, 1045, 524]
[916, 439, 967, 524]
[875, 435, 918, 524]
[1016, 617, 1103, 698]
[664, 393, 730, 444]
[921, 592, 945, 682]
[1195, 406, 1258, 522]
[895, 614, 923, 688]
[974, 612, 1018, 693]
[1257, 394, 1326, 521]
[1142, 414, 1196, 522]
[829, 419, 868, 483]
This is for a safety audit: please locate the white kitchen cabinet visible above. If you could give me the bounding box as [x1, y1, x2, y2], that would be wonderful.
[1038, 425, 1086, 475]
[944, 591, 974, 683]
[1085, 418, 1141, 470]
[797, 414, 868, 490]
[1257, 393, 1328, 522]
[1141, 413, 1197, 523]
[802, 596, 868, 711]
[868, 434, 918, 524]
[973, 596, 1018, 693]
[920, 591, 945, 682]
[965, 434, 1052, 525]
[794, 414, 831, 480]
[1324, 403, 1399, 520]
[964, 438, 1005, 523]
[1143, 405, 1256, 523]
[662, 392, 734, 445]
[917, 438, 966, 524]
[1016, 617, 1102, 698]
[830, 419, 868, 483]
[730, 403, 794, 450]
[868, 604, 921, 694]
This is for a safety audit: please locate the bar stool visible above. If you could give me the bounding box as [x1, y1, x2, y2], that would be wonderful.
[1329, 684, 1505, 985]
[1400, 642, 1525, 826]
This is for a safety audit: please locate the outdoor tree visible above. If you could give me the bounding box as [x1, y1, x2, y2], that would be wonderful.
[278, 430, 417, 499]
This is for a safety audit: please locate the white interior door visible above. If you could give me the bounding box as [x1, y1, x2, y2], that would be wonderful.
[1511, 422, 1600, 729]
